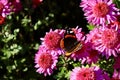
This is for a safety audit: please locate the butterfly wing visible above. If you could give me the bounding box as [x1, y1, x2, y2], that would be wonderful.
[65, 42, 82, 56]
[62, 35, 82, 56]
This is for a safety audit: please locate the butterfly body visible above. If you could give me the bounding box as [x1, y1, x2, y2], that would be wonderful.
[60, 28, 82, 56]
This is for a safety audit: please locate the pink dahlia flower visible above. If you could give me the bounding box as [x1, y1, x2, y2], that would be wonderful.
[34, 45, 58, 76]
[80, 0, 119, 26]
[87, 27, 120, 59]
[70, 66, 110, 80]
[41, 29, 64, 55]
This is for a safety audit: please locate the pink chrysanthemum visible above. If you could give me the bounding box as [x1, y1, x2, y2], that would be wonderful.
[86, 28, 101, 44]
[112, 69, 120, 79]
[34, 45, 58, 76]
[86, 49, 99, 64]
[109, 13, 120, 30]
[85, 33, 100, 64]
[84, 42, 100, 64]
[113, 55, 120, 70]
[41, 29, 64, 55]
[75, 42, 100, 64]
[112, 69, 120, 80]
[70, 66, 110, 80]
[87, 27, 120, 59]
[10, 0, 22, 13]
[0, 0, 22, 18]
[111, 78, 120, 80]
[80, 0, 119, 26]
[0, 0, 12, 17]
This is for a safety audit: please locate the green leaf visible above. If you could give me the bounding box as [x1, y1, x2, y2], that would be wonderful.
[23, 67, 28, 72]
[65, 71, 71, 79]
[34, 20, 42, 30]
[114, 0, 120, 8]
[87, 24, 95, 30]
[2, 44, 22, 59]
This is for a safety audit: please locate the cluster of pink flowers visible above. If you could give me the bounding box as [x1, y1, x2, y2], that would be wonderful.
[34, 0, 120, 79]
[35, 29, 64, 76]
[80, 0, 120, 79]
[0, 0, 22, 25]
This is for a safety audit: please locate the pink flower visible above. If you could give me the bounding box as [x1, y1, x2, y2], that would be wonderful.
[111, 78, 120, 80]
[73, 41, 100, 64]
[32, 0, 43, 8]
[109, 13, 120, 30]
[70, 66, 110, 80]
[71, 42, 89, 61]
[72, 26, 86, 41]
[113, 55, 120, 70]
[85, 42, 100, 64]
[41, 29, 64, 55]
[0, 15, 5, 25]
[0, 0, 22, 18]
[34, 45, 58, 76]
[10, 0, 22, 13]
[86, 28, 101, 44]
[87, 27, 120, 59]
[80, 0, 119, 26]
[112, 69, 120, 79]
[0, 0, 10, 17]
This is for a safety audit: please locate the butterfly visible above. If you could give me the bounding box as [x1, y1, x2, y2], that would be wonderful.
[60, 28, 82, 56]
